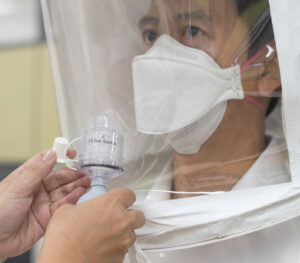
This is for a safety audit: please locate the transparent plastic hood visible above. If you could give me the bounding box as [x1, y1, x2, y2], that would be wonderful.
[41, 0, 300, 257]
[43, 0, 288, 197]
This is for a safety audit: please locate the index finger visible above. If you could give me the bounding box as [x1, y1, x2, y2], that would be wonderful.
[108, 189, 136, 209]
[44, 168, 86, 192]
[66, 149, 77, 159]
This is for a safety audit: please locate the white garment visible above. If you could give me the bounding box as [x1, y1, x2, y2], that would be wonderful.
[137, 136, 290, 203]
[232, 137, 290, 190]
[127, 136, 291, 263]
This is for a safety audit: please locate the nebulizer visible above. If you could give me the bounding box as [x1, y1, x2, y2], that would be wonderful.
[52, 115, 124, 203]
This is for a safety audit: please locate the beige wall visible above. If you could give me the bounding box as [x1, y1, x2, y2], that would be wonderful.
[0, 44, 60, 164]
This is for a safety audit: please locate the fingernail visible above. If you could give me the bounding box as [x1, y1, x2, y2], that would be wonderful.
[43, 150, 56, 162]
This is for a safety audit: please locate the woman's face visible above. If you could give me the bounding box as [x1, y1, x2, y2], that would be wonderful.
[138, 0, 281, 101]
[138, 0, 249, 68]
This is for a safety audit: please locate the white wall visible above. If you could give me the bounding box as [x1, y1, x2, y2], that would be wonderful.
[0, 0, 44, 46]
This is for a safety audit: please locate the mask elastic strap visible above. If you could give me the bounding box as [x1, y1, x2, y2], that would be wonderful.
[240, 39, 276, 71]
[240, 40, 275, 115]
[244, 94, 266, 115]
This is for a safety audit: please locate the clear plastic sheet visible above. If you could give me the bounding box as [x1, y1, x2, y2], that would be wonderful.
[41, 0, 300, 262]
[43, 0, 289, 200]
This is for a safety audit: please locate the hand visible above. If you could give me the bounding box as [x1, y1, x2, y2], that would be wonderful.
[0, 150, 90, 262]
[38, 189, 145, 263]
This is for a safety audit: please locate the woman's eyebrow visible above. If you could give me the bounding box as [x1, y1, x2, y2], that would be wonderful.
[175, 10, 212, 22]
[139, 10, 212, 29]
[139, 16, 159, 29]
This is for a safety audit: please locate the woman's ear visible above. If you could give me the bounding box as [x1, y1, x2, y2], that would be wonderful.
[258, 57, 281, 96]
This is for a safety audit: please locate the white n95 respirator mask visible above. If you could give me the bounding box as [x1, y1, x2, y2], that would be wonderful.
[132, 35, 245, 155]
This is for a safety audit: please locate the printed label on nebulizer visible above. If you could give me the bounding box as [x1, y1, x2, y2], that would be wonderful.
[77, 115, 124, 186]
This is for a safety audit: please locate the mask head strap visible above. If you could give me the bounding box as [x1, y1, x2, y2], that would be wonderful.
[244, 94, 266, 115]
[240, 40, 276, 116]
[240, 40, 276, 71]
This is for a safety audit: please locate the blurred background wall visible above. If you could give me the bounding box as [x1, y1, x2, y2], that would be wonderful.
[0, 0, 60, 262]
[0, 43, 60, 163]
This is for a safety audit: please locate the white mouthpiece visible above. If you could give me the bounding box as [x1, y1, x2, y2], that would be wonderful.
[52, 137, 70, 163]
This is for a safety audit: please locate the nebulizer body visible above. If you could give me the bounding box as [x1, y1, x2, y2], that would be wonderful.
[52, 115, 124, 204]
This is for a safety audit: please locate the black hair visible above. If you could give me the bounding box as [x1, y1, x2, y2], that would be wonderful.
[236, 0, 261, 13]
[236, 0, 279, 116]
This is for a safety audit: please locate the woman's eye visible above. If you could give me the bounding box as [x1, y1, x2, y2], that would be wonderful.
[185, 25, 204, 37]
[143, 30, 158, 44]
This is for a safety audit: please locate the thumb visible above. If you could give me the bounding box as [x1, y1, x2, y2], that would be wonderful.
[10, 150, 57, 196]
